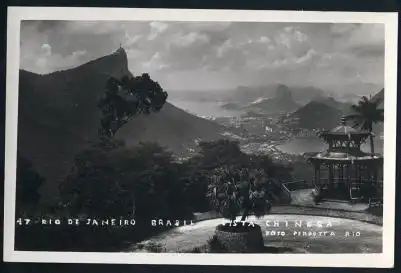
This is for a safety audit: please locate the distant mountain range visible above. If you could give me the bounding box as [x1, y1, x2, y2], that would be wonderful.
[18, 48, 224, 204]
[285, 89, 384, 131]
[221, 84, 351, 118]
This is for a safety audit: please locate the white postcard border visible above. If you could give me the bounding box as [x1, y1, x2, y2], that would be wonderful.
[4, 7, 398, 268]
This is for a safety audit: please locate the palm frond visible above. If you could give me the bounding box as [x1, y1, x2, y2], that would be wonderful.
[347, 94, 384, 131]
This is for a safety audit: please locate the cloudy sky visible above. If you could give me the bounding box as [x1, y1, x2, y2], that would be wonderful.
[20, 20, 384, 93]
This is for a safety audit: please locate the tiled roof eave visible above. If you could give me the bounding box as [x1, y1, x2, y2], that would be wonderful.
[308, 155, 383, 161]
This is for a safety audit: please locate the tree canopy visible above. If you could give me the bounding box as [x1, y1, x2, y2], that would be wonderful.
[16, 151, 44, 216]
[98, 73, 168, 137]
[59, 141, 189, 218]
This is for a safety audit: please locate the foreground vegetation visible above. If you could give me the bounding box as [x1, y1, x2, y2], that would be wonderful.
[15, 137, 294, 251]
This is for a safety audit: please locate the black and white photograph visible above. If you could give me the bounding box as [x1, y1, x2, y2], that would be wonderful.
[4, 7, 398, 267]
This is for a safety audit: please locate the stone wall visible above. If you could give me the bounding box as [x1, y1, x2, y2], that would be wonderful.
[215, 225, 264, 253]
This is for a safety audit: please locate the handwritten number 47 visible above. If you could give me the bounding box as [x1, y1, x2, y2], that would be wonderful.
[16, 218, 31, 225]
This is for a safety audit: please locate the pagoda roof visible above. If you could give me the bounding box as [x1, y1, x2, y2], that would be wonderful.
[318, 117, 370, 140]
[308, 150, 383, 163]
[330, 124, 358, 134]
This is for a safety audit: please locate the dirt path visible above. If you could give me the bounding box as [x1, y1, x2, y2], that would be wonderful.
[127, 213, 382, 253]
[270, 205, 382, 225]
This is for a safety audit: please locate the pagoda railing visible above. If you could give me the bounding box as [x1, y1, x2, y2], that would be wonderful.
[270, 180, 292, 203]
[312, 178, 383, 203]
[282, 180, 312, 191]
[313, 178, 383, 189]
[280, 184, 292, 199]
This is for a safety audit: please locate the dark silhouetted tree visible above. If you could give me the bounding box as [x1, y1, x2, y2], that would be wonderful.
[59, 142, 189, 219]
[98, 73, 168, 138]
[197, 139, 249, 170]
[16, 151, 44, 216]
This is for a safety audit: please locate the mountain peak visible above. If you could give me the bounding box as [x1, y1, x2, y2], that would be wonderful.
[245, 84, 299, 115]
[276, 84, 293, 100]
[75, 47, 130, 79]
[30, 46, 131, 79]
[115, 45, 127, 55]
[289, 99, 343, 130]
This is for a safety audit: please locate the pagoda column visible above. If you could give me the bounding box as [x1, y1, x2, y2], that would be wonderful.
[328, 164, 333, 189]
[341, 164, 345, 182]
[354, 163, 359, 186]
[316, 164, 320, 187]
[339, 163, 344, 190]
[372, 162, 378, 189]
[346, 163, 350, 193]
[313, 163, 317, 186]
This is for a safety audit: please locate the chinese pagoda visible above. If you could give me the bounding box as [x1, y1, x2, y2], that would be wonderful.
[307, 117, 383, 202]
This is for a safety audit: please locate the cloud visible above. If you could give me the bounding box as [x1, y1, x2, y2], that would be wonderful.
[147, 21, 168, 40]
[330, 24, 358, 35]
[147, 30, 216, 71]
[259, 36, 271, 43]
[170, 32, 210, 48]
[186, 21, 232, 31]
[275, 32, 291, 48]
[294, 49, 321, 64]
[216, 39, 233, 58]
[275, 26, 309, 49]
[63, 21, 123, 35]
[19, 21, 384, 91]
[293, 30, 308, 43]
[142, 52, 170, 70]
[123, 33, 142, 47]
[41, 43, 52, 56]
[71, 50, 87, 58]
[330, 23, 384, 57]
[253, 49, 322, 70]
[211, 27, 310, 72]
[24, 41, 87, 74]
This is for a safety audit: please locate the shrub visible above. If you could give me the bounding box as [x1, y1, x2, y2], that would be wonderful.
[207, 166, 271, 224]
